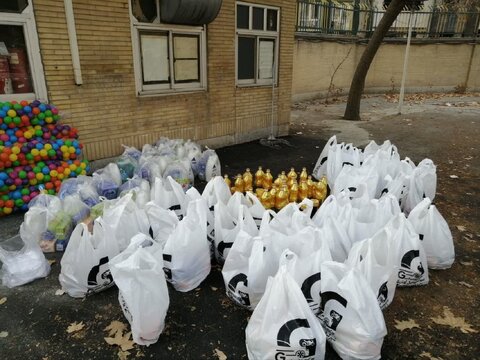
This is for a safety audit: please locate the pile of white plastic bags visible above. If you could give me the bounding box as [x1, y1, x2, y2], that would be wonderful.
[0, 135, 456, 360]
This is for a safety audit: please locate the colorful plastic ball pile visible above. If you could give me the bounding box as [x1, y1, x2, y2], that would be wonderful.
[0, 100, 89, 216]
[0, 100, 60, 130]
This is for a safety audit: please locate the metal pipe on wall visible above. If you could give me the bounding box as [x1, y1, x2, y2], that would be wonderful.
[64, 0, 83, 85]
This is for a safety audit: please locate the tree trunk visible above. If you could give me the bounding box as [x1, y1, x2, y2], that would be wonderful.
[344, 0, 408, 120]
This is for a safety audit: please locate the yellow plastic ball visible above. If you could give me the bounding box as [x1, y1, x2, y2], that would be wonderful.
[44, 144, 52, 150]
[69, 164, 77, 171]
[29, 179, 37, 185]
[9, 154, 17, 162]
[60, 145, 68, 153]
[58, 174, 64, 180]
[31, 149, 39, 156]
[50, 170, 58, 177]
[64, 168, 71, 176]
[39, 149, 48, 157]
[7, 109, 16, 117]
[11, 146, 20, 155]
[68, 147, 75, 154]
[36, 173, 44, 181]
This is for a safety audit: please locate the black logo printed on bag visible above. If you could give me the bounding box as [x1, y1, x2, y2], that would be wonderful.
[217, 241, 233, 260]
[163, 253, 173, 281]
[377, 281, 389, 308]
[227, 273, 250, 308]
[275, 318, 317, 360]
[318, 291, 348, 341]
[300, 273, 321, 314]
[398, 249, 426, 285]
[86, 256, 114, 295]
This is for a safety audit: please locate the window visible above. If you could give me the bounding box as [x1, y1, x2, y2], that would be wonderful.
[236, 2, 279, 86]
[129, 0, 206, 95]
[0, 1, 47, 101]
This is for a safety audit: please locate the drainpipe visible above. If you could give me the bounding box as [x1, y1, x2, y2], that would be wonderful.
[64, 0, 83, 85]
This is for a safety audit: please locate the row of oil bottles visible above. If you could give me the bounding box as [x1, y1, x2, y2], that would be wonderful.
[223, 167, 328, 210]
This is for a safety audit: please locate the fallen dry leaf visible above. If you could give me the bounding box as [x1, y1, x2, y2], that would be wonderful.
[55, 289, 65, 296]
[0, 331, 8, 338]
[105, 331, 135, 351]
[47, 259, 56, 266]
[394, 319, 420, 331]
[211, 286, 218, 291]
[0, 297, 6, 305]
[460, 261, 473, 266]
[104, 321, 127, 337]
[420, 351, 443, 360]
[66, 321, 85, 334]
[459, 281, 473, 288]
[118, 350, 131, 360]
[431, 307, 478, 334]
[214, 348, 227, 360]
[456, 225, 466, 232]
[449, 175, 459, 179]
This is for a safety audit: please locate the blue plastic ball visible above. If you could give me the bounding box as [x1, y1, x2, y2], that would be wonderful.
[23, 105, 31, 113]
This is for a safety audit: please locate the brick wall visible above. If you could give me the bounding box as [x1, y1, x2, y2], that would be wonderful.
[33, 0, 295, 160]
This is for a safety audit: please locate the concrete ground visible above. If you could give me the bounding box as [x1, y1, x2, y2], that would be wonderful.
[0, 93, 479, 359]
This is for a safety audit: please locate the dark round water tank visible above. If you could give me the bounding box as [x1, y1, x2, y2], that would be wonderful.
[160, 0, 222, 26]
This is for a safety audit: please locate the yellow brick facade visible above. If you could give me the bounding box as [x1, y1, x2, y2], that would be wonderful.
[32, 0, 295, 160]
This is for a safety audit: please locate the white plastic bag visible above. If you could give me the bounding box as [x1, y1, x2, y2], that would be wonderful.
[150, 176, 188, 219]
[202, 176, 232, 243]
[333, 165, 379, 200]
[320, 261, 387, 360]
[227, 191, 266, 228]
[246, 264, 327, 360]
[280, 247, 332, 316]
[0, 223, 51, 288]
[408, 198, 454, 269]
[163, 198, 210, 292]
[144, 202, 179, 248]
[110, 234, 169, 346]
[384, 213, 429, 287]
[59, 220, 120, 297]
[312, 135, 337, 181]
[102, 194, 150, 252]
[345, 229, 398, 310]
[222, 232, 277, 310]
[214, 202, 258, 264]
[403, 158, 437, 214]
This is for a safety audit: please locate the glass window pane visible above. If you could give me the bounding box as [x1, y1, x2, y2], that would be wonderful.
[0, 25, 33, 94]
[237, 5, 249, 29]
[237, 36, 255, 80]
[0, 0, 28, 13]
[173, 35, 199, 83]
[131, 0, 157, 23]
[267, 9, 278, 31]
[258, 39, 274, 80]
[253, 7, 264, 30]
[140, 32, 169, 84]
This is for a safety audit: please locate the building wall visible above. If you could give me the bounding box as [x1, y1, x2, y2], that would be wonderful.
[292, 37, 480, 101]
[33, 0, 295, 160]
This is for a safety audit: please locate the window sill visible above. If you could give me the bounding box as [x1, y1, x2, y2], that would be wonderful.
[137, 88, 207, 98]
[236, 83, 278, 89]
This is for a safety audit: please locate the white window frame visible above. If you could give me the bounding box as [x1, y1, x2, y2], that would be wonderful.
[235, 1, 280, 87]
[129, 0, 207, 97]
[0, 2, 48, 102]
